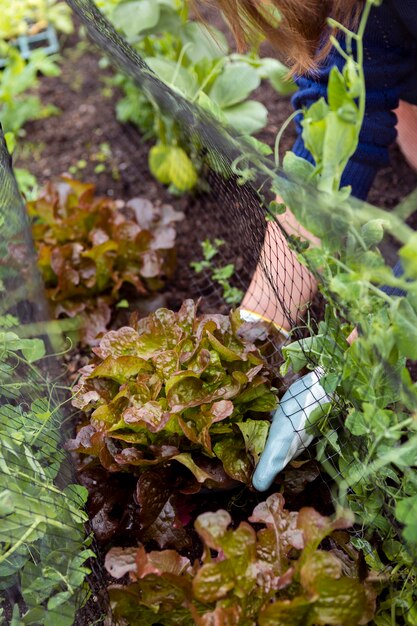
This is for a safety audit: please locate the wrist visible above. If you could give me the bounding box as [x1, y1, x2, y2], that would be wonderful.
[239, 308, 290, 339]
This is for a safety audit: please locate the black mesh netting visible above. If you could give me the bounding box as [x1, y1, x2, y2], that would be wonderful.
[1, 0, 417, 624]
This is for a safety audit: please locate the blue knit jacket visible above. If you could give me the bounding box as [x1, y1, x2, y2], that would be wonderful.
[292, 0, 417, 201]
[292, 0, 417, 288]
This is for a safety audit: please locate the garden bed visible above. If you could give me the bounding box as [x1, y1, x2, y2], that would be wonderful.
[11, 11, 417, 625]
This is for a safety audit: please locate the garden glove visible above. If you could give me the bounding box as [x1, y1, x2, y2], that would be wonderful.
[239, 309, 330, 492]
[252, 367, 330, 491]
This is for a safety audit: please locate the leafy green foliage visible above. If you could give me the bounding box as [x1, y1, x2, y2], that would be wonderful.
[273, 2, 417, 622]
[0, 44, 61, 137]
[105, 493, 375, 625]
[0, 0, 73, 39]
[0, 39, 62, 201]
[68, 300, 277, 488]
[0, 336, 93, 623]
[99, 0, 294, 190]
[149, 144, 198, 192]
[28, 177, 183, 344]
[191, 239, 244, 305]
[5, 131, 39, 200]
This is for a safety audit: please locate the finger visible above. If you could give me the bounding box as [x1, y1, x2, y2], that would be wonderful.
[252, 404, 306, 491]
[252, 371, 329, 492]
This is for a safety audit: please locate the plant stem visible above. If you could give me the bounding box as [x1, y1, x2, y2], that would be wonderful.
[0, 521, 40, 564]
[274, 109, 301, 168]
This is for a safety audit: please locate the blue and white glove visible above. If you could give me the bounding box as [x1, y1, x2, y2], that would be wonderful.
[239, 309, 330, 492]
[252, 368, 330, 491]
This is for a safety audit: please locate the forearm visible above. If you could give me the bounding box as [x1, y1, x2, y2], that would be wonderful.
[242, 202, 318, 331]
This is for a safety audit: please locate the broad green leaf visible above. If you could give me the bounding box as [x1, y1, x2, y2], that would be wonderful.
[301, 98, 328, 161]
[4, 131, 16, 154]
[146, 57, 198, 98]
[195, 510, 231, 549]
[345, 408, 370, 436]
[395, 496, 417, 546]
[328, 66, 349, 112]
[46, 2, 74, 34]
[305, 97, 329, 122]
[139, 4, 181, 36]
[192, 560, 236, 602]
[400, 232, 417, 278]
[223, 100, 268, 135]
[237, 420, 270, 464]
[31, 52, 61, 78]
[149, 144, 198, 190]
[319, 111, 357, 192]
[283, 152, 315, 182]
[89, 355, 151, 383]
[181, 22, 228, 62]
[257, 57, 296, 95]
[391, 298, 417, 359]
[213, 436, 252, 483]
[19, 338, 46, 363]
[210, 63, 260, 108]
[197, 92, 228, 125]
[0, 490, 14, 515]
[174, 453, 217, 483]
[1, 333, 46, 363]
[309, 576, 368, 625]
[218, 521, 257, 560]
[259, 596, 312, 626]
[44, 599, 76, 626]
[242, 135, 273, 155]
[113, 0, 160, 39]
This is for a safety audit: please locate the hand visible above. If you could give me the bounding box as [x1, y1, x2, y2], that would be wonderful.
[252, 369, 330, 491]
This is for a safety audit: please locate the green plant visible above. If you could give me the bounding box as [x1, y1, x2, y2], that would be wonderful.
[0, 44, 61, 137]
[28, 177, 184, 345]
[99, 0, 294, 191]
[279, 0, 377, 203]
[0, 331, 93, 624]
[68, 300, 277, 489]
[105, 493, 376, 625]
[265, 1, 417, 622]
[0, 0, 73, 40]
[14, 166, 39, 199]
[5, 132, 39, 199]
[91, 141, 113, 174]
[191, 238, 244, 305]
[67, 142, 120, 179]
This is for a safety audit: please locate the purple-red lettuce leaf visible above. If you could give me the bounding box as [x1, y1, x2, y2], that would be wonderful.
[105, 495, 375, 625]
[70, 301, 277, 488]
[108, 583, 195, 626]
[29, 177, 183, 345]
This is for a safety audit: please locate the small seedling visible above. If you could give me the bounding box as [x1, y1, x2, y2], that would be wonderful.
[68, 158, 87, 175]
[191, 239, 243, 305]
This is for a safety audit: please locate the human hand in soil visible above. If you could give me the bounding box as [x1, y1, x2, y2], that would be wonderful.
[240, 200, 364, 490]
[240, 199, 325, 491]
[251, 368, 330, 491]
[250, 328, 359, 492]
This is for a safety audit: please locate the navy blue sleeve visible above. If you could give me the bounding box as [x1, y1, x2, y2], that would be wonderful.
[291, 1, 416, 200]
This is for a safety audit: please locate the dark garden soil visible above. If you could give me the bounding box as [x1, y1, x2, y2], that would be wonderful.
[14, 19, 417, 617]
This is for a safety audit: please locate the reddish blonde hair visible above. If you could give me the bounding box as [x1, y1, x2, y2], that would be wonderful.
[208, 0, 361, 72]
